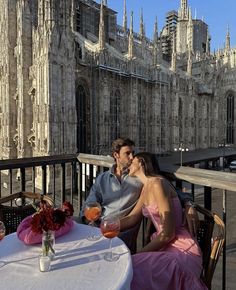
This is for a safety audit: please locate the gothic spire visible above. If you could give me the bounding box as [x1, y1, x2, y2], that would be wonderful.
[157, 36, 163, 64]
[140, 8, 144, 40]
[205, 27, 210, 56]
[128, 11, 134, 59]
[181, 0, 188, 11]
[188, 7, 193, 25]
[187, 7, 193, 51]
[71, 0, 75, 31]
[225, 25, 231, 51]
[98, 0, 105, 51]
[187, 49, 192, 76]
[179, 0, 188, 20]
[123, 0, 127, 34]
[38, 0, 44, 28]
[153, 16, 158, 43]
[152, 17, 158, 66]
[217, 45, 221, 59]
[171, 33, 177, 72]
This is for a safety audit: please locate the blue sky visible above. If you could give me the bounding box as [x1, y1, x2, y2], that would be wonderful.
[101, 0, 236, 52]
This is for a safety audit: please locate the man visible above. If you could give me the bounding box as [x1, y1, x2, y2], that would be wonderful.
[81, 138, 142, 253]
[80, 137, 198, 253]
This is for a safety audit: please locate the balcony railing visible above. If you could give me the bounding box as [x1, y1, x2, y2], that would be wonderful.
[1, 152, 235, 290]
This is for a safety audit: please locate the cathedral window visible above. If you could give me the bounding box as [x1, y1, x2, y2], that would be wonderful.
[178, 97, 183, 142]
[110, 90, 120, 140]
[226, 93, 234, 144]
[76, 83, 90, 153]
[75, 42, 83, 64]
[138, 93, 146, 150]
[76, 6, 81, 32]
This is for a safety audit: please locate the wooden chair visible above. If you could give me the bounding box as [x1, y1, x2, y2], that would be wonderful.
[194, 204, 225, 289]
[0, 192, 54, 235]
[144, 204, 225, 290]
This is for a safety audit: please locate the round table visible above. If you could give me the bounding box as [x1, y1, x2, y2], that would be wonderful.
[0, 222, 133, 290]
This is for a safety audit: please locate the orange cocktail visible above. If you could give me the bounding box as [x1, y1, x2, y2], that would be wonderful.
[100, 224, 120, 239]
[84, 206, 101, 222]
[83, 202, 102, 241]
[100, 216, 120, 262]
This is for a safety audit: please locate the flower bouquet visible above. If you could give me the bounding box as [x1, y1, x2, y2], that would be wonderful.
[17, 199, 74, 250]
[30, 200, 74, 257]
[31, 200, 74, 233]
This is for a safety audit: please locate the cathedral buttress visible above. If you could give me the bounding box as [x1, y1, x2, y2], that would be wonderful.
[32, 0, 76, 156]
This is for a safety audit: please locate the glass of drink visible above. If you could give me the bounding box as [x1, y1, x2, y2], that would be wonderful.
[100, 215, 120, 262]
[0, 221, 6, 241]
[84, 202, 102, 241]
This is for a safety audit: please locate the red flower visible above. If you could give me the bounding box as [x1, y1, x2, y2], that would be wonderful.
[30, 201, 74, 234]
[62, 201, 74, 217]
[52, 209, 66, 230]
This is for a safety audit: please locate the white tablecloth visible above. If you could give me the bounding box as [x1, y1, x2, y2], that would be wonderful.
[0, 223, 133, 290]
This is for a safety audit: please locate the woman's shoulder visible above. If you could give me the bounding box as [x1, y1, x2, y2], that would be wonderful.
[149, 176, 175, 195]
[150, 176, 166, 185]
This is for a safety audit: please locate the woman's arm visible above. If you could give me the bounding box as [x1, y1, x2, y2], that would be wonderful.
[120, 192, 144, 231]
[140, 179, 175, 252]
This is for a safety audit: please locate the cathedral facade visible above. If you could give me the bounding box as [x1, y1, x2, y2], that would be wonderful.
[0, 0, 236, 160]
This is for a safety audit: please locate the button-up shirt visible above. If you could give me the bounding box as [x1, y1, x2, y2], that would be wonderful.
[81, 165, 143, 219]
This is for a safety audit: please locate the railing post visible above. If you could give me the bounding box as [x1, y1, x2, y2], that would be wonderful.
[204, 186, 212, 211]
[41, 165, 47, 195]
[89, 164, 94, 188]
[20, 168, 26, 192]
[0, 171, 1, 197]
[77, 162, 83, 209]
[52, 164, 56, 200]
[61, 163, 66, 203]
[175, 179, 182, 190]
[9, 169, 13, 195]
[222, 189, 227, 290]
[32, 167, 36, 193]
[70, 161, 78, 204]
[191, 183, 195, 201]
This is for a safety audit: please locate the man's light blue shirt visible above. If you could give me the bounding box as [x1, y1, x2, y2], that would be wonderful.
[81, 165, 143, 219]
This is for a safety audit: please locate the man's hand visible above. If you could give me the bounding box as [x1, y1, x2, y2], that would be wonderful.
[184, 203, 199, 237]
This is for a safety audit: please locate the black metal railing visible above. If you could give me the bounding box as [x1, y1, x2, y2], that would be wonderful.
[0, 155, 80, 211]
[1, 152, 235, 290]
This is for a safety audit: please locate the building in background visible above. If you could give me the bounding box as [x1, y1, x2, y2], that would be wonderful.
[0, 0, 235, 161]
[161, 10, 178, 61]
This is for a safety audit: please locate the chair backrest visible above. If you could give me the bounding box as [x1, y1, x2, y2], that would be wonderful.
[0, 192, 54, 235]
[144, 204, 225, 290]
[194, 204, 225, 290]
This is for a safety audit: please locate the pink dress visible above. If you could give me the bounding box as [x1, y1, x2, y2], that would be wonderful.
[131, 197, 208, 290]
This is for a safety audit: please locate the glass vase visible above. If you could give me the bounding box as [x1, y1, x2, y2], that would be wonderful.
[39, 254, 51, 272]
[42, 230, 55, 259]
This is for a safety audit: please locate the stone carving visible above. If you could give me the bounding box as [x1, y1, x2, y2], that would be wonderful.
[28, 128, 36, 148]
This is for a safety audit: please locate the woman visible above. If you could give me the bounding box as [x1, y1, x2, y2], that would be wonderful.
[120, 152, 208, 290]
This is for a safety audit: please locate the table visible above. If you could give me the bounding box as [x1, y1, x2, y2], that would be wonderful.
[0, 222, 133, 290]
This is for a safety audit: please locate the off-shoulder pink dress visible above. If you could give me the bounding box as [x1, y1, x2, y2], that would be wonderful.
[131, 197, 208, 290]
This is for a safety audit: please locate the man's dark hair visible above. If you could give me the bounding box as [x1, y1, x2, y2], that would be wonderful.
[111, 138, 135, 156]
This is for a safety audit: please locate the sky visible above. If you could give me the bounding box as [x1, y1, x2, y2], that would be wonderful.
[99, 0, 236, 52]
